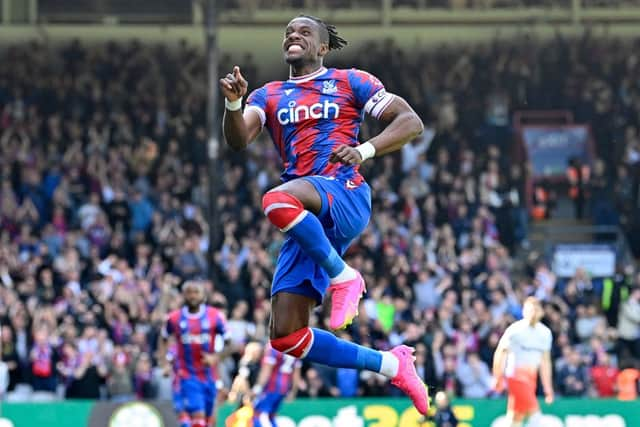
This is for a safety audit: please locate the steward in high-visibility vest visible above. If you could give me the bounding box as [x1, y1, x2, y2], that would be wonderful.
[566, 158, 590, 219]
[566, 162, 591, 199]
[531, 185, 548, 221]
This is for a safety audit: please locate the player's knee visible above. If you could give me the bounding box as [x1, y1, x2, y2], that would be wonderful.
[270, 326, 313, 358]
[262, 191, 305, 231]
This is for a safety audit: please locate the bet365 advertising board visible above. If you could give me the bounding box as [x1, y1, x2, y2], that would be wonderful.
[0, 398, 637, 427]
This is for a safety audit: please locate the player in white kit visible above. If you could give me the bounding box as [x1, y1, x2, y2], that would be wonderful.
[492, 297, 554, 427]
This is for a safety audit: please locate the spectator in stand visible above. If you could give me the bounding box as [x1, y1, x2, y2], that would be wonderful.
[107, 346, 135, 402]
[297, 367, 335, 398]
[588, 160, 614, 225]
[617, 287, 640, 363]
[557, 350, 589, 397]
[63, 349, 107, 399]
[30, 328, 57, 393]
[575, 303, 606, 343]
[226, 301, 256, 355]
[1, 325, 20, 392]
[616, 365, 640, 401]
[134, 352, 156, 399]
[566, 157, 589, 220]
[432, 333, 462, 396]
[590, 352, 619, 397]
[455, 352, 492, 398]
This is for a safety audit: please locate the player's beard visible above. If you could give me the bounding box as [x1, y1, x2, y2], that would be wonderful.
[186, 302, 201, 312]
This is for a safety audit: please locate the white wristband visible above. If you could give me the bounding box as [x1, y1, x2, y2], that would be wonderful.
[355, 142, 376, 162]
[225, 97, 242, 111]
[252, 384, 264, 395]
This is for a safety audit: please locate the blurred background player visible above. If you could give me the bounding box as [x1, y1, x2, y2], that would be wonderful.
[227, 342, 264, 403]
[160, 281, 228, 427]
[250, 343, 301, 427]
[219, 14, 429, 415]
[165, 337, 188, 426]
[492, 297, 554, 427]
[431, 391, 458, 427]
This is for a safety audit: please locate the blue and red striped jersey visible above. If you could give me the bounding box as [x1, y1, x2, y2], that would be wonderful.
[164, 305, 227, 381]
[262, 343, 301, 395]
[246, 67, 393, 183]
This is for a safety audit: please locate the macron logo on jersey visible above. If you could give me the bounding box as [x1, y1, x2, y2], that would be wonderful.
[277, 99, 340, 125]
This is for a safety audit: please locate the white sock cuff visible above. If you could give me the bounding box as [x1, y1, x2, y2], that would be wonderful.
[379, 351, 400, 378]
[329, 264, 356, 282]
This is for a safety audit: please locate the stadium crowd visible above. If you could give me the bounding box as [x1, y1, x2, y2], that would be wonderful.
[0, 33, 639, 403]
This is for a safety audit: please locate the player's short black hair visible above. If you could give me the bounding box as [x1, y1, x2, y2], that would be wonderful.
[297, 14, 347, 51]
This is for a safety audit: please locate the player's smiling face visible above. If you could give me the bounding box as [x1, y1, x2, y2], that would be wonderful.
[282, 18, 328, 66]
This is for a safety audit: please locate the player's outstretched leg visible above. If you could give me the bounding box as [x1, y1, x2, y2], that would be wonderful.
[262, 183, 365, 330]
[271, 293, 430, 415]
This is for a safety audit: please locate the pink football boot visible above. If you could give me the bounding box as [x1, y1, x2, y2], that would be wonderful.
[390, 345, 430, 415]
[328, 270, 366, 330]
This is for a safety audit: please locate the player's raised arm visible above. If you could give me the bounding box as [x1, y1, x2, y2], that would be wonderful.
[330, 95, 424, 165]
[220, 66, 263, 150]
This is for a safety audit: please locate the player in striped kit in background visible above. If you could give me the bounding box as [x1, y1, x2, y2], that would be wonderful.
[161, 281, 228, 427]
[250, 343, 301, 427]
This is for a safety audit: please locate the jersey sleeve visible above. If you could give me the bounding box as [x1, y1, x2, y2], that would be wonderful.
[208, 309, 228, 353]
[212, 309, 231, 345]
[347, 69, 395, 119]
[215, 311, 228, 337]
[245, 86, 267, 127]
